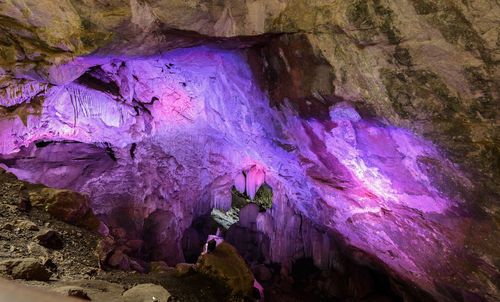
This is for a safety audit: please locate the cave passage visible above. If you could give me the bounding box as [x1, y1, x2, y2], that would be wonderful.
[0, 45, 497, 302]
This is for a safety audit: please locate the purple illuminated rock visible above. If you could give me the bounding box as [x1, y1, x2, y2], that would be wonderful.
[143, 210, 183, 266]
[0, 46, 497, 302]
[239, 203, 259, 229]
[234, 172, 246, 194]
[246, 166, 265, 200]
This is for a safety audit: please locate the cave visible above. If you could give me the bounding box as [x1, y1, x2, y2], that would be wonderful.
[0, 1, 498, 302]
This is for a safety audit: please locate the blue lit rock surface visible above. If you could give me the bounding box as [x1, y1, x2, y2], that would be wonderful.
[0, 1, 498, 301]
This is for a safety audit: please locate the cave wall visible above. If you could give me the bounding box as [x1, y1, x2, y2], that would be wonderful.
[0, 46, 497, 301]
[0, 1, 499, 301]
[1, 0, 498, 216]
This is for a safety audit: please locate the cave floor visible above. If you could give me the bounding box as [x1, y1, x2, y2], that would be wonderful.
[0, 170, 231, 302]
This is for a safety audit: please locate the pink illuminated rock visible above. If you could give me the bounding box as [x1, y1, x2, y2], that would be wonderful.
[234, 172, 246, 194]
[0, 47, 498, 301]
[245, 166, 265, 200]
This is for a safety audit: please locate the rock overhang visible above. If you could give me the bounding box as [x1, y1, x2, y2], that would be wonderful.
[0, 1, 498, 300]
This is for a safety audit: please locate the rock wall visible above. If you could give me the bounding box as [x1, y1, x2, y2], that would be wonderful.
[1, 0, 497, 201]
[0, 1, 499, 301]
[250, 0, 500, 219]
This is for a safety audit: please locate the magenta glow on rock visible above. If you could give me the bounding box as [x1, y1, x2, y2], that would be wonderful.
[0, 46, 496, 301]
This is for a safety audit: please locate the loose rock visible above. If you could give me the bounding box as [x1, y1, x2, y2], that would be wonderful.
[28, 188, 100, 231]
[0, 258, 52, 281]
[14, 219, 39, 231]
[37, 230, 64, 250]
[122, 283, 170, 302]
[1, 223, 13, 231]
[53, 286, 91, 300]
[174, 263, 194, 276]
[196, 241, 256, 299]
[18, 198, 32, 212]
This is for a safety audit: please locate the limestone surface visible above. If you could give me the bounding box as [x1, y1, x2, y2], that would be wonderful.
[0, 1, 498, 301]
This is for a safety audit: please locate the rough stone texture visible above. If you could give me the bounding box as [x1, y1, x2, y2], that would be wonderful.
[248, 0, 500, 217]
[122, 283, 171, 302]
[0, 2, 498, 301]
[0, 278, 85, 302]
[196, 241, 256, 300]
[52, 286, 91, 300]
[0, 258, 52, 281]
[13, 219, 38, 231]
[28, 187, 100, 231]
[36, 230, 64, 250]
[0, 46, 497, 301]
[0, 168, 100, 232]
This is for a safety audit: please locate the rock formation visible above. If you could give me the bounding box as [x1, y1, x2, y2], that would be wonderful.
[0, 1, 498, 301]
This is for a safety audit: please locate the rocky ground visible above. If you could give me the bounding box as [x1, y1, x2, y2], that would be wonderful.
[0, 168, 234, 302]
[0, 167, 417, 302]
[0, 167, 336, 302]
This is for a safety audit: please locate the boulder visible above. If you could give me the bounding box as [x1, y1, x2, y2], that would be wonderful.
[27, 242, 49, 257]
[0, 258, 52, 281]
[54, 279, 125, 302]
[0, 278, 82, 302]
[1, 223, 13, 231]
[98, 221, 110, 236]
[95, 237, 115, 269]
[53, 286, 91, 300]
[196, 241, 256, 299]
[174, 263, 194, 276]
[150, 261, 170, 272]
[29, 188, 100, 231]
[18, 198, 32, 212]
[37, 230, 64, 250]
[107, 250, 130, 270]
[122, 283, 170, 302]
[129, 258, 147, 274]
[14, 220, 38, 231]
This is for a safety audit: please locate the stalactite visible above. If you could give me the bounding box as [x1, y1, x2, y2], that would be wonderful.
[210, 186, 232, 211]
[0, 80, 48, 107]
[66, 85, 127, 128]
[234, 172, 245, 194]
[245, 166, 265, 200]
